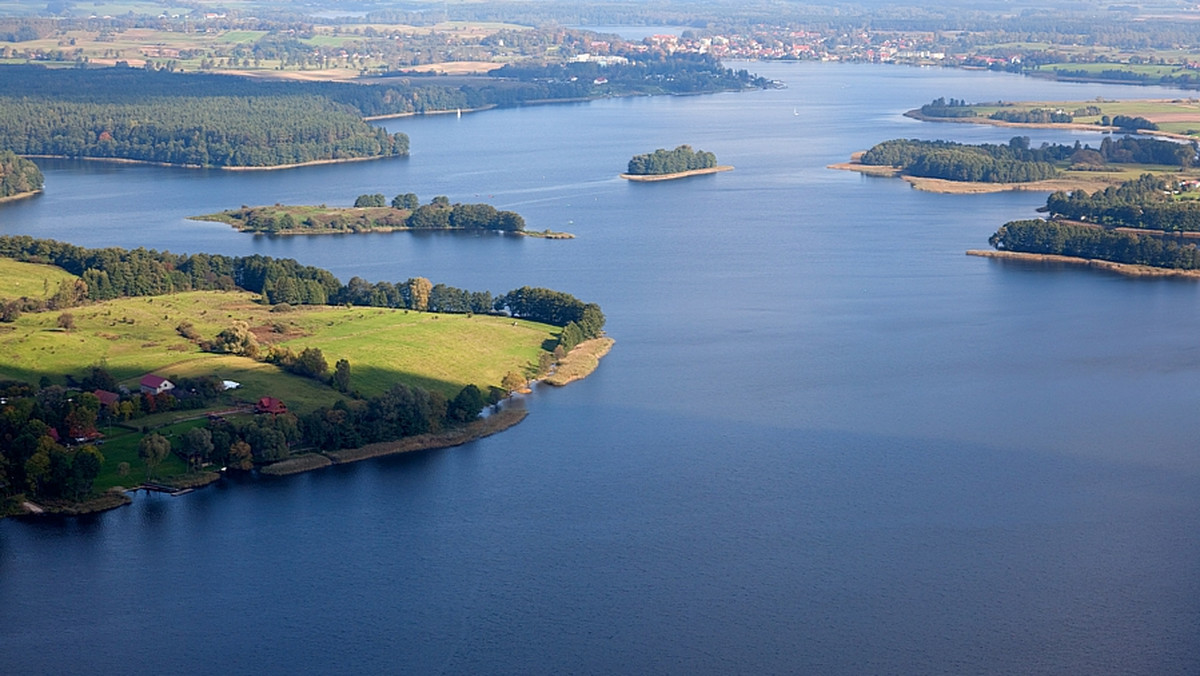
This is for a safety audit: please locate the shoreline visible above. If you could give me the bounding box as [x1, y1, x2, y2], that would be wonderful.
[621, 165, 734, 182]
[966, 249, 1200, 278]
[194, 215, 574, 239]
[22, 153, 404, 172]
[904, 108, 1198, 142]
[543, 337, 615, 386]
[828, 157, 1127, 194]
[363, 104, 497, 121]
[0, 188, 43, 204]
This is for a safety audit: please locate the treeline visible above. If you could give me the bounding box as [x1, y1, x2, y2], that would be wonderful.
[860, 138, 1061, 183]
[919, 97, 976, 118]
[626, 144, 718, 175]
[0, 236, 604, 338]
[1107, 114, 1158, 131]
[0, 95, 407, 168]
[496, 286, 605, 351]
[1048, 68, 1200, 90]
[1045, 174, 1200, 232]
[227, 195, 525, 234]
[861, 135, 1196, 183]
[988, 219, 1200, 270]
[0, 150, 42, 198]
[989, 108, 1073, 124]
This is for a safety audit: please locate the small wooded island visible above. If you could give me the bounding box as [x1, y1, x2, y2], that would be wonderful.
[0, 236, 609, 518]
[195, 193, 573, 238]
[620, 144, 733, 181]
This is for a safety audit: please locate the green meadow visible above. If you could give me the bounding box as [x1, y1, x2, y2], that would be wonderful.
[0, 286, 559, 406]
[0, 258, 81, 301]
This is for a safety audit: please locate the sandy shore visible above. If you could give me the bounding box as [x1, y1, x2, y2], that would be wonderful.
[621, 165, 734, 181]
[543, 337, 615, 386]
[966, 249, 1200, 278]
[0, 189, 43, 204]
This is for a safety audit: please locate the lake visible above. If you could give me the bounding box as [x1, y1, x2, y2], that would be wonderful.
[1, 63, 1198, 674]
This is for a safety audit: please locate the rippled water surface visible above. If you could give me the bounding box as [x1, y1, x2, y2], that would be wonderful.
[2, 63, 1199, 674]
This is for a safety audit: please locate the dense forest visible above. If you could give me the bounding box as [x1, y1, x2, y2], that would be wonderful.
[1044, 174, 1200, 232]
[861, 135, 1196, 182]
[860, 137, 1061, 183]
[0, 58, 765, 168]
[0, 150, 42, 198]
[988, 219, 1200, 270]
[626, 144, 718, 175]
[0, 95, 408, 168]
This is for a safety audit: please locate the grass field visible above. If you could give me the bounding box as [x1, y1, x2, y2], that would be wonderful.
[940, 98, 1200, 137]
[0, 276, 564, 496]
[0, 258, 80, 301]
[0, 287, 558, 401]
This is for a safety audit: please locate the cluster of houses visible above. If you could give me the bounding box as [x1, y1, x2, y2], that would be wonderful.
[62, 373, 285, 446]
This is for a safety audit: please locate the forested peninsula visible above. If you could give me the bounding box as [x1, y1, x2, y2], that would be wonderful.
[978, 174, 1200, 274]
[621, 144, 732, 180]
[0, 151, 43, 202]
[197, 193, 570, 238]
[833, 135, 1197, 192]
[0, 236, 609, 517]
[0, 58, 767, 169]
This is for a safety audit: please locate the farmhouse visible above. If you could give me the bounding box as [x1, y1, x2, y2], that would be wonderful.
[256, 396, 287, 415]
[140, 374, 174, 395]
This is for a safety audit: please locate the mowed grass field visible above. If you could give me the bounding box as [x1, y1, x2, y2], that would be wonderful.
[964, 98, 1200, 137]
[0, 284, 559, 408]
[0, 258, 81, 301]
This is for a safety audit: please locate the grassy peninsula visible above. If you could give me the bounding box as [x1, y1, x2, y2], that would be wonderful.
[0, 239, 610, 518]
[907, 96, 1200, 140]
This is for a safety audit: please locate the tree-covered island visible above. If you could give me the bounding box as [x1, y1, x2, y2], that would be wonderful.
[195, 193, 573, 238]
[621, 145, 733, 181]
[0, 236, 610, 517]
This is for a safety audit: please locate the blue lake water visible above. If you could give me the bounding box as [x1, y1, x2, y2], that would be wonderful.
[2, 63, 1199, 674]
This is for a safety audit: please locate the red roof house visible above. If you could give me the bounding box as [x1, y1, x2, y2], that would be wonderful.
[140, 374, 175, 396]
[256, 397, 287, 415]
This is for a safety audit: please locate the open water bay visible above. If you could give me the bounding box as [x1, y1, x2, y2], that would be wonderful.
[2, 63, 1199, 674]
